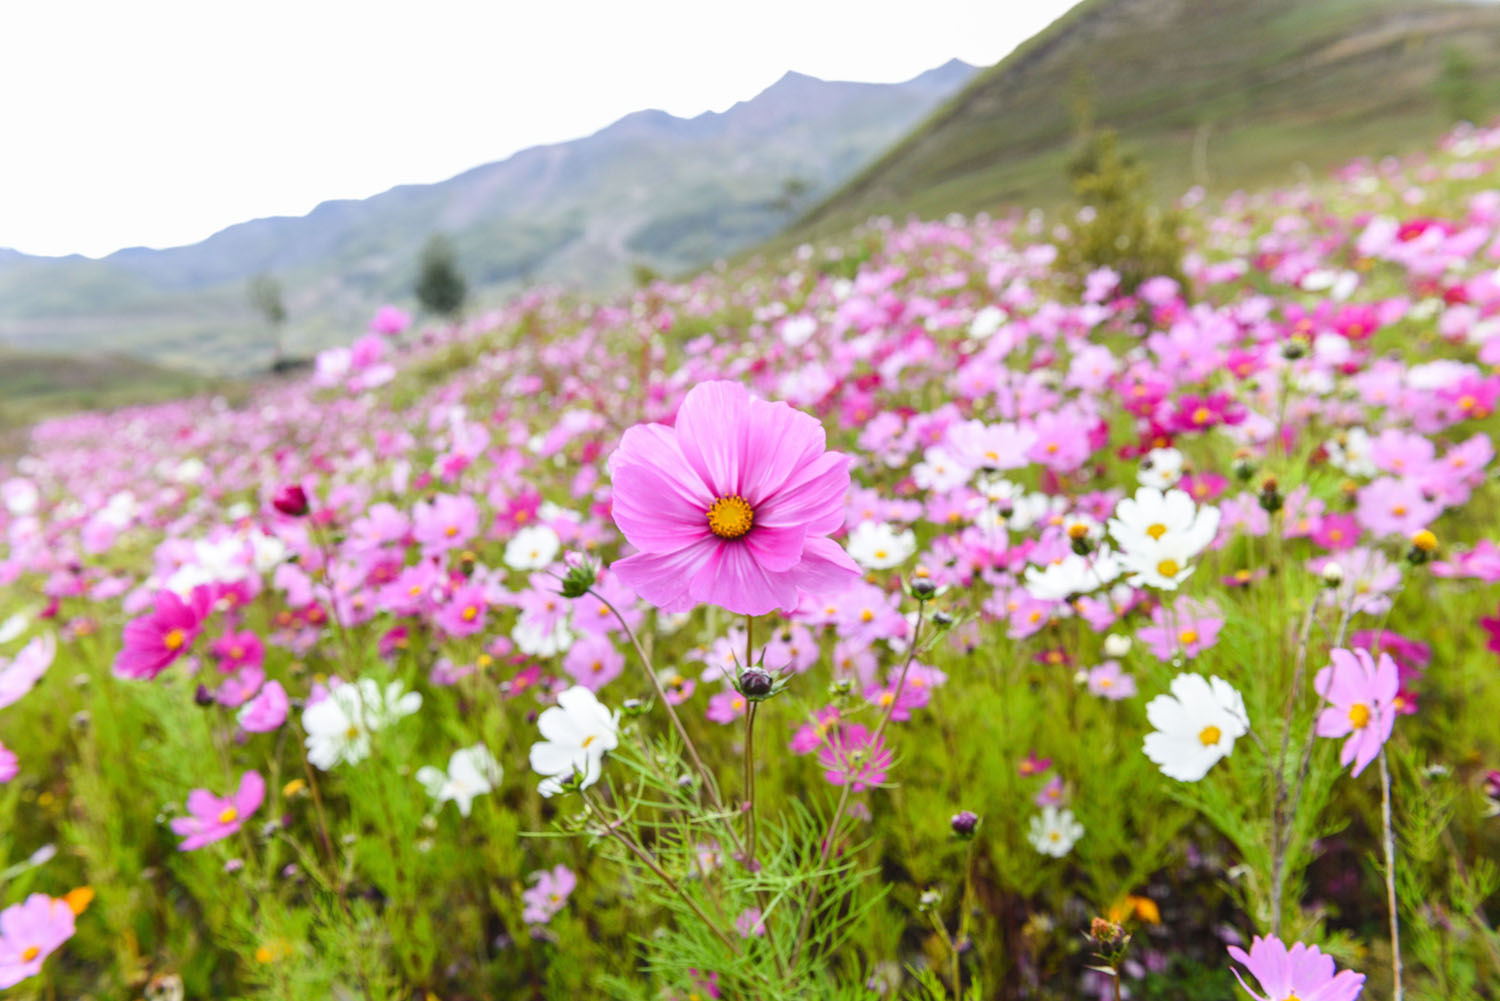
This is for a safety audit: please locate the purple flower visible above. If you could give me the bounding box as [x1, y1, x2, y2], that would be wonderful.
[169, 772, 265, 851]
[1227, 936, 1364, 1001]
[1315, 648, 1399, 777]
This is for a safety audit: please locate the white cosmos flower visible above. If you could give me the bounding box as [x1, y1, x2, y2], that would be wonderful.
[303, 678, 423, 770]
[1023, 549, 1121, 601]
[505, 525, 561, 571]
[1326, 428, 1376, 478]
[530, 685, 621, 797]
[417, 745, 502, 817]
[1109, 487, 1220, 590]
[846, 521, 917, 570]
[0, 613, 29, 645]
[912, 447, 972, 492]
[1142, 674, 1249, 782]
[1137, 447, 1185, 490]
[513, 618, 574, 656]
[1027, 806, 1084, 857]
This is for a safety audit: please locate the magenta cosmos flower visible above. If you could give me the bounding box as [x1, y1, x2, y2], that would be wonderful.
[0, 893, 76, 989]
[608, 381, 860, 615]
[1314, 648, 1399, 777]
[169, 771, 265, 850]
[114, 587, 212, 680]
[1227, 936, 1364, 1001]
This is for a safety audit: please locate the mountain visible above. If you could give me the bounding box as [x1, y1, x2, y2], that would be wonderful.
[0, 60, 975, 374]
[787, 0, 1500, 241]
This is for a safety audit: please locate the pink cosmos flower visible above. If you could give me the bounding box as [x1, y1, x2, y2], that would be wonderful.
[705, 689, 748, 724]
[1087, 661, 1137, 700]
[0, 634, 55, 710]
[1019, 750, 1052, 776]
[0, 741, 17, 783]
[1137, 598, 1224, 661]
[608, 380, 860, 616]
[435, 584, 488, 638]
[818, 724, 891, 791]
[1227, 936, 1364, 1001]
[562, 633, 625, 691]
[210, 629, 264, 674]
[369, 304, 411, 336]
[789, 706, 840, 754]
[1314, 648, 1399, 777]
[237, 679, 289, 733]
[521, 864, 576, 925]
[114, 587, 213, 680]
[1034, 775, 1065, 807]
[169, 771, 265, 850]
[0, 893, 76, 989]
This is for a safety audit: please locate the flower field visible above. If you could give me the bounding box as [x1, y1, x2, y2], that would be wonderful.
[3, 122, 1500, 1000]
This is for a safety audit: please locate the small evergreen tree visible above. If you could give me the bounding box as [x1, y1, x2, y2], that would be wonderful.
[1436, 45, 1482, 125]
[415, 234, 468, 318]
[1060, 127, 1185, 296]
[247, 272, 288, 369]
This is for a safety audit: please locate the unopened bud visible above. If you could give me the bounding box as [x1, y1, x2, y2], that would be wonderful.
[1103, 634, 1131, 658]
[738, 667, 775, 700]
[950, 810, 980, 838]
[271, 484, 310, 517]
[910, 577, 937, 601]
[1320, 562, 1345, 588]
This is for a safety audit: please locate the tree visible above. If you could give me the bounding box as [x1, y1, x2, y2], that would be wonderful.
[247, 272, 288, 369]
[1436, 46, 1482, 125]
[415, 234, 468, 319]
[1060, 127, 1185, 296]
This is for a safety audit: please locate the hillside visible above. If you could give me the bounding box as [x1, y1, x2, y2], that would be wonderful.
[0, 348, 226, 434]
[788, 0, 1500, 239]
[0, 61, 973, 375]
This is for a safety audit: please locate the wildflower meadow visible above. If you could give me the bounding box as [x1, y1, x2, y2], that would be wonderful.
[4, 121, 1500, 1000]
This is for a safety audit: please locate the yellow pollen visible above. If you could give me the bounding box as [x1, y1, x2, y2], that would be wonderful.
[860, 609, 874, 622]
[461, 606, 478, 622]
[1145, 523, 1168, 540]
[1156, 558, 1181, 578]
[1048, 831, 1061, 842]
[591, 661, 604, 673]
[1198, 725, 1221, 746]
[1391, 505, 1407, 517]
[345, 725, 360, 740]
[706, 495, 754, 540]
[1235, 569, 1252, 581]
[1459, 395, 1476, 410]
[217, 807, 238, 825]
[1068, 523, 1089, 540]
[445, 525, 459, 537]
[581, 735, 596, 748]
[879, 692, 895, 706]
[21, 945, 39, 962]
[874, 549, 888, 560]
[1348, 703, 1371, 729]
[1046, 442, 1060, 454]
[1179, 629, 1199, 645]
[1192, 406, 1211, 424]
[163, 629, 185, 651]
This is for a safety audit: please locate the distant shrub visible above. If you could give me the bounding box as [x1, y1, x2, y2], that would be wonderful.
[1059, 128, 1185, 295]
[415, 233, 469, 318]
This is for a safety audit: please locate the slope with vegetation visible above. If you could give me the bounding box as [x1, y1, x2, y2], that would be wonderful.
[788, 0, 1500, 240]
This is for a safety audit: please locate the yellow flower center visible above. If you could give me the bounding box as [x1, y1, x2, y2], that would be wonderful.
[1391, 504, 1407, 517]
[163, 629, 186, 651]
[1198, 725, 1221, 746]
[445, 525, 459, 537]
[706, 495, 754, 540]
[1068, 523, 1090, 540]
[581, 735, 596, 748]
[1192, 406, 1211, 424]
[218, 807, 238, 825]
[1179, 629, 1199, 645]
[345, 725, 360, 740]
[461, 606, 478, 622]
[1348, 703, 1371, 729]
[21, 945, 39, 962]
[1145, 523, 1168, 540]
[1156, 558, 1181, 579]
[873, 549, 888, 560]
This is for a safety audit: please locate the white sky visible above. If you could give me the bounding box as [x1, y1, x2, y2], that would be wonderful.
[0, 0, 1080, 258]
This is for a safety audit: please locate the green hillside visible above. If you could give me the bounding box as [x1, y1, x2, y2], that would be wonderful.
[788, 0, 1500, 239]
[0, 348, 227, 433]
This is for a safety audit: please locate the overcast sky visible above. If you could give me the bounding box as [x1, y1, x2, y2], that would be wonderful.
[0, 0, 1080, 258]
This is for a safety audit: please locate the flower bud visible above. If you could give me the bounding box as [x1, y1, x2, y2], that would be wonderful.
[271, 484, 310, 517]
[1257, 476, 1283, 513]
[1103, 634, 1131, 658]
[1408, 529, 1437, 565]
[559, 555, 599, 599]
[909, 577, 937, 601]
[1320, 562, 1344, 588]
[950, 810, 980, 839]
[738, 667, 775, 699]
[1280, 338, 1307, 360]
[194, 684, 214, 707]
